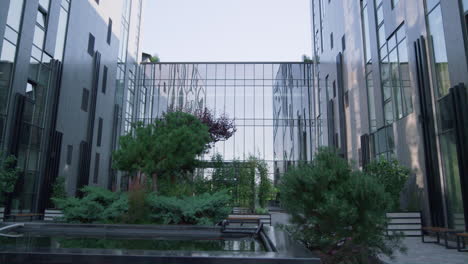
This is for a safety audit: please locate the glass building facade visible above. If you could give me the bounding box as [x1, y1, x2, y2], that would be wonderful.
[311, 0, 468, 230]
[137, 63, 315, 181]
[0, 0, 143, 215]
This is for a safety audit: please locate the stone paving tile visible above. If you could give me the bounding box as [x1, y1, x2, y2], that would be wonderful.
[381, 237, 468, 264]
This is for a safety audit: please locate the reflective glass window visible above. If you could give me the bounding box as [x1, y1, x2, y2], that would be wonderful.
[33, 27, 45, 49]
[426, 0, 439, 12]
[4, 26, 18, 45]
[39, 0, 50, 10]
[6, 0, 25, 31]
[427, 6, 451, 97]
[54, 7, 68, 60]
[0, 40, 16, 62]
[36, 10, 46, 28]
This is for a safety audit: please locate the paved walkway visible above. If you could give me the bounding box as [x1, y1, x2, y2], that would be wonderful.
[380, 237, 468, 264]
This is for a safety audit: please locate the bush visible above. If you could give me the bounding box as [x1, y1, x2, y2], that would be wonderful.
[0, 154, 20, 205]
[279, 148, 405, 264]
[365, 158, 410, 211]
[147, 190, 232, 225]
[53, 186, 128, 223]
[51, 176, 67, 208]
[255, 207, 269, 215]
[257, 159, 272, 208]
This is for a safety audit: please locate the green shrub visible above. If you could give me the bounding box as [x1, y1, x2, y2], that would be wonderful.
[0, 154, 21, 205]
[279, 148, 405, 264]
[257, 159, 272, 208]
[147, 190, 232, 225]
[53, 186, 128, 223]
[254, 207, 269, 215]
[51, 176, 67, 208]
[365, 158, 410, 211]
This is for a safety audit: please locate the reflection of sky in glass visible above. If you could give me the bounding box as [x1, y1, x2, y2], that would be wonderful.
[140, 63, 314, 177]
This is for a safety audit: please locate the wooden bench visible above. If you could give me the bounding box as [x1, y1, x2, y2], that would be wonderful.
[456, 233, 468, 252]
[5, 213, 43, 222]
[422, 227, 460, 249]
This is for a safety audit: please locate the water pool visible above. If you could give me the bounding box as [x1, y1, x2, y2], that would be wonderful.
[0, 234, 265, 252]
[0, 223, 320, 264]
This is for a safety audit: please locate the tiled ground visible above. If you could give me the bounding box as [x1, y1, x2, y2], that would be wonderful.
[380, 237, 468, 264]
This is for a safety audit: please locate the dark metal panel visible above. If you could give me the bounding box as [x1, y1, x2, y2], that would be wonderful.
[36, 60, 63, 213]
[360, 134, 370, 168]
[327, 99, 335, 148]
[108, 104, 120, 190]
[76, 51, 101, 193]
[87, 52, 101, 143]
[76, 140, 90, 196]
[336, 53, 347, 158]
[414, 37, 445, 227]
[450, 83, 468, 230]
[7, 93, 25, 156]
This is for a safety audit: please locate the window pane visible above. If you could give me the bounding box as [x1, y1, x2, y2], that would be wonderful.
[389, 49, 402, 118]
[426, 0, 439, 12]
[0, 40, 16, 62]
[378, 27, 386, 49]
[33, 27, 45, 48]
[384, 101, 393, 124]
[439, 132, 464, 229]
[4, 26, 18, 45]
[54, 8, 68, 60]
[39, 0, 50, 10]
[398, 39, 412, 115]
[377, 7, 384, 25]
[381, 57, 392, 101]
[427, 6, 451, 97]
[6, 0, 25, 31]
[36, 11, 46, 28]
[362, 5, 372, 62]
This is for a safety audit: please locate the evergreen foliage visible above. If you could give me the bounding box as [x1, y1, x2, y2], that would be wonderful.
[51, 176, 67, 208]
[0, 153, 20, 205]
[113, 111, 211, 191]
[147, 190, 232, 225]
[53, 186, 128, 223]
[279, 148, 406, 264]
[365, 158, 410, 211]
[256, 158, 272, 209]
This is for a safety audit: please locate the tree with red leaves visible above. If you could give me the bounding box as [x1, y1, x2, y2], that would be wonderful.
[168, 107, 236, 147]
[193, 108, 236, 145]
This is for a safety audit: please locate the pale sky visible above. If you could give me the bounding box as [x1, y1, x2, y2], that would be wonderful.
[141, 0, 312, 62]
